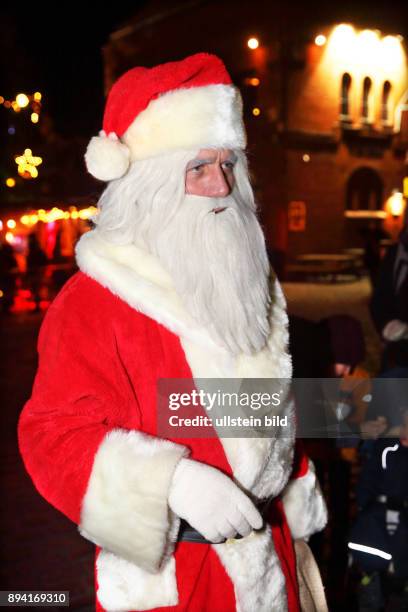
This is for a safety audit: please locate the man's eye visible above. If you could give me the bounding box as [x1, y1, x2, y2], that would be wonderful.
[189, 164, 204, 173]
[222, 162, 235, 170]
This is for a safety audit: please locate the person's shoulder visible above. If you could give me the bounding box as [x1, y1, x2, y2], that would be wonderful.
[52, 271, 121, 311]
[41, 271, 127, 338]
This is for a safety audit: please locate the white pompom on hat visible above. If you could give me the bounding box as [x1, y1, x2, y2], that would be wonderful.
[85, 53, 246, 181]
[85, 131, 130, 182]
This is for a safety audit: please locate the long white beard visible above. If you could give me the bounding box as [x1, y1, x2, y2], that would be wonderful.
[150, 193, 271, 355]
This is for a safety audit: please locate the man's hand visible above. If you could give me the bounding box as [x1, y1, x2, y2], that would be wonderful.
[360, 416, 388, 439]
[168, 458, 263, 543]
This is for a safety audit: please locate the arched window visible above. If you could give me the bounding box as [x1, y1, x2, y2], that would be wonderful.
[340, 72, 352, 119]
[361, 77, 372, 124]
[346, 167, 383, 211]
[381, 80, 392, 124]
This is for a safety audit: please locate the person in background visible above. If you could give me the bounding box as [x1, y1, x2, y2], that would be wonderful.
[26, 233, 47, 312]
[370, 205, 408, 371]
[0, 240, 17, 314]
[290, 314, 371, 607]
[362, 221, 389, 290]
[349, 411, 408, 611]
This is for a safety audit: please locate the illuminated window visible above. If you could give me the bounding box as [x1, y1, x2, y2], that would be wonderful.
[340, 73, 352, 120]
[361, 76, 372, 124]
[381, 81, 392, 125]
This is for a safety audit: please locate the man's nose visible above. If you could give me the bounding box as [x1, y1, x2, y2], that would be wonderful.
[207, 165, 232, 198]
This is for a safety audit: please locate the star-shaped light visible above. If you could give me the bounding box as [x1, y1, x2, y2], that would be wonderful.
[15, 148, 43, 179]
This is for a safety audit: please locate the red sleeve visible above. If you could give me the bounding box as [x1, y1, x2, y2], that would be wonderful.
[18, 273, 132, 524]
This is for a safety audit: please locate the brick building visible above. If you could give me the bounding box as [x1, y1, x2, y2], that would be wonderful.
[102, 0, 408, 263]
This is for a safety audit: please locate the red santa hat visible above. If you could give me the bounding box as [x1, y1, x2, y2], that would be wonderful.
[85, 53, 246, 181]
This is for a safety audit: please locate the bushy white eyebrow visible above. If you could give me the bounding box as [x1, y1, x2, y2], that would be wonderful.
[186, 152, 238, 169]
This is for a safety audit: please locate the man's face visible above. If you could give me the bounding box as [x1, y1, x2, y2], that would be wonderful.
[185, 148, 236, 199]
[122, 147, 270, 354]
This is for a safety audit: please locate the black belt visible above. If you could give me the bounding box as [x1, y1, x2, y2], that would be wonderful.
[177, 498, 274, 544]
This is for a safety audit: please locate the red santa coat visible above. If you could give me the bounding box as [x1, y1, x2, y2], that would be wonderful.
[18, 230, 327, 612]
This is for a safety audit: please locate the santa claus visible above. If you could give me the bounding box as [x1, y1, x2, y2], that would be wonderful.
[18, 53, 327, 611]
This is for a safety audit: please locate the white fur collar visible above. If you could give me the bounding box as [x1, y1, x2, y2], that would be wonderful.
[77, 230, 295, 611]
[76, 229, 222, 351]
[75, 229, 292, 379]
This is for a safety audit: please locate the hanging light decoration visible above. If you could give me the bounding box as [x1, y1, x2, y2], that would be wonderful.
[15, 148, 43, 179]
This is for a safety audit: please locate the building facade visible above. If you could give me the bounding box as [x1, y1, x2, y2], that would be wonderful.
[102, 0, 408, 263]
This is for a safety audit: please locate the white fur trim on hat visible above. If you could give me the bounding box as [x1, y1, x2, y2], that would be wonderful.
[85, 131, 130, 181]
[123, 84, 246, 161]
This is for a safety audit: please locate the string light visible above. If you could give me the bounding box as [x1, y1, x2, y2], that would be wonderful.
[247, 37, 259, 50]
[15, 93, 29, 108]
[17, 206, 98, 226]
[6, 178, 16, 188]
[245, 77, 260, 86]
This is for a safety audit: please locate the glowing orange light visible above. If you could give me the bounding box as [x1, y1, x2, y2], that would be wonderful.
[5, 232, 15, 244]
[252, 107, 261, 116]
[16, 93, 29, 108]
[387, 191, 405, 217]
[315, 34, 327, 46]
[33, 92, 42, 101]
[6, 178, 16, 188]
[6, 219, 16, 229]
[302, 154, 311, 163]
[0, 96, 4, 104]
[31, 112, 39, 124]
[247, 37, 259, 50]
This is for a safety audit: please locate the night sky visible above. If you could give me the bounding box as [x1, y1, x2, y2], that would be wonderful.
[0, 4, 146, 139]
[0, 0, 408, 137]
[1, 1, 408, 142]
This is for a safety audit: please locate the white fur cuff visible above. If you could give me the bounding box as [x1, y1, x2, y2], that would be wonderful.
[281, 460, 328, 541]
[79, 429, 188, 572]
